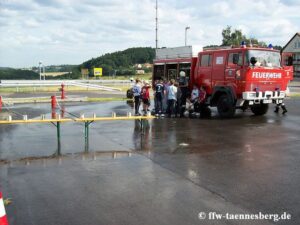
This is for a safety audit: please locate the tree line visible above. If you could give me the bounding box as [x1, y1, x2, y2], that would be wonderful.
[220, 26, 282, 50]
[0, 68, 39, 80]
[80, 47, 155, 76]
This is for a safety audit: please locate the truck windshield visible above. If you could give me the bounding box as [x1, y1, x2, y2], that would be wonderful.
[247, 50, 281, 68]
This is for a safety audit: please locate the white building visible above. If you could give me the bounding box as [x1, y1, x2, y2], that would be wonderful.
[282, 33, 300, 77]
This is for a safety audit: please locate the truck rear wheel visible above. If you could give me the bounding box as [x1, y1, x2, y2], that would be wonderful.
[217, 94, 236, 118]
[250, 103, 269, 115]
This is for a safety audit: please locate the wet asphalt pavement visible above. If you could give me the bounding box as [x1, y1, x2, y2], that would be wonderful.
[0, 98, 300, 225]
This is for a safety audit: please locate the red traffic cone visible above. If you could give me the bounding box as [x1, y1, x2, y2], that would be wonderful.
[0, 192, 9, 225]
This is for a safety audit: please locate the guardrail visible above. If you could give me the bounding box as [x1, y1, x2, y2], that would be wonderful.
[0, 79, 132, 84]
[0, 80, 125, 91]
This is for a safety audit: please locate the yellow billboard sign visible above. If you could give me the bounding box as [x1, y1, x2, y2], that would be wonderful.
[94, 68, 103, 76]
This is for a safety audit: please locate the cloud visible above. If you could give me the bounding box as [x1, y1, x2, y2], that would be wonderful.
[0, 0, 299, 67]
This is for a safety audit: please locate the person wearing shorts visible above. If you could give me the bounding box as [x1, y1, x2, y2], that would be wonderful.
[141, 81, 151, 115]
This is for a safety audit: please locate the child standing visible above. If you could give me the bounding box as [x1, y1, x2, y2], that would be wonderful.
[141, 81, 151, 115]
[167, 79, 178, 117]
[154, 79, 165, 116]
[191, 84, 200, 103]
[132, 78, 142, 115]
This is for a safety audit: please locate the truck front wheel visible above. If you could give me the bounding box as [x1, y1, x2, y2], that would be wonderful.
[250, 103, 269, 115]
[217, 94, 236, 118]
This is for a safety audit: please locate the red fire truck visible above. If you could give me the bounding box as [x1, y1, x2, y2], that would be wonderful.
[153, 45, 293, 118]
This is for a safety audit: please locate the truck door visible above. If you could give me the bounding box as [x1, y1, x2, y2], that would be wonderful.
[198, 53, 212, 93]
[212, 52, 226, 86]
[225, 52, 243, 84]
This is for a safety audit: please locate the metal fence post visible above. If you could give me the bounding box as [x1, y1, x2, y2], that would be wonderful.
[57, 122, 61, 155]
[84, 122, 89, 152]
[84, 121, 93, 152]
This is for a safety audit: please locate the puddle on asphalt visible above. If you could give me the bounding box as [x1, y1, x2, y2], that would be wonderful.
[0, 150, 132, 167]
[1, 101, 294, 161]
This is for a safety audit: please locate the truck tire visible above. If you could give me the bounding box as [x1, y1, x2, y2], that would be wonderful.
[217, 94, 236, 118]
[250, 103, 269, 115]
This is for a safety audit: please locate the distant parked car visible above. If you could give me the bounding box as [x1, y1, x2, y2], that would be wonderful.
[126, 88, 133, 99]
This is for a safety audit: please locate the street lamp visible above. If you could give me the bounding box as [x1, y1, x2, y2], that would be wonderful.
[185, 26, 190, 46]
[43, 64, 45, 80]
[39, 61, 42, 80]
[38, 61, 46, 80]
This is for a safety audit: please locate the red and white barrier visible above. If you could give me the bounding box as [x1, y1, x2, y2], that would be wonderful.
[0, 192, 9, 225]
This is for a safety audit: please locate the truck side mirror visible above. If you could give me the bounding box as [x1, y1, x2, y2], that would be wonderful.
[233, 54, 239, 64]
[250, 57, 257, 66]
[287, 56, 293, 66]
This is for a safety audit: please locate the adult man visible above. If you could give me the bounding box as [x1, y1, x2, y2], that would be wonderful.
[132, 78, 142, 115]
[178, 71, 189, 117]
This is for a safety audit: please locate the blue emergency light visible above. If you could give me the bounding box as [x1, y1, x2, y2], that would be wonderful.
[241, 41, 246, 47]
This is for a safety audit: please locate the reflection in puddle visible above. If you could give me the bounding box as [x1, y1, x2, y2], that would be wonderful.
[0, 150, 132, 167]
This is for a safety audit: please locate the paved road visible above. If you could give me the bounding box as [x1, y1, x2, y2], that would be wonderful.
[0, 98, 299, 225]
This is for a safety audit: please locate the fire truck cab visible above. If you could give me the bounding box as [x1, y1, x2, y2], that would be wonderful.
[153, 45, 293, 118]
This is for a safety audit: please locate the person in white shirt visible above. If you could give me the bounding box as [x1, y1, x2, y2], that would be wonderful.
[191, 85, 199, 103]
[167, 79, 177, 117]
[132, 78, 142, 115]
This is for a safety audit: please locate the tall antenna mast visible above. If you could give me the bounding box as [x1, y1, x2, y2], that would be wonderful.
[155, 0, 158, 49]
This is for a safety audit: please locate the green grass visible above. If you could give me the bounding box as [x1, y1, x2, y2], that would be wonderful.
[0, 85, 130, 93]
[2, 96, 127, 104]
[0, 74, 152, 94]
[0, 86, 92, 93]
[290, 93, 300, 98]
[94, 73, 152, 81]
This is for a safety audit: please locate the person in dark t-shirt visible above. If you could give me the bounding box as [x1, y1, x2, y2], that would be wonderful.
[154, 79, 165, 115]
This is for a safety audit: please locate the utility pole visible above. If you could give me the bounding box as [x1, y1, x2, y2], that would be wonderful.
[155, 0, 158, 49]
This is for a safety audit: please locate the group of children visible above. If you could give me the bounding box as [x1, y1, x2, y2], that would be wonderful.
[132, 73, 208, 118]
[131, 74, 289, 117]
[132, 78, 151, 116]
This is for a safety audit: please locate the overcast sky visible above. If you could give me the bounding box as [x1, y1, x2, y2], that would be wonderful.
[0, 0, 299, 68]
